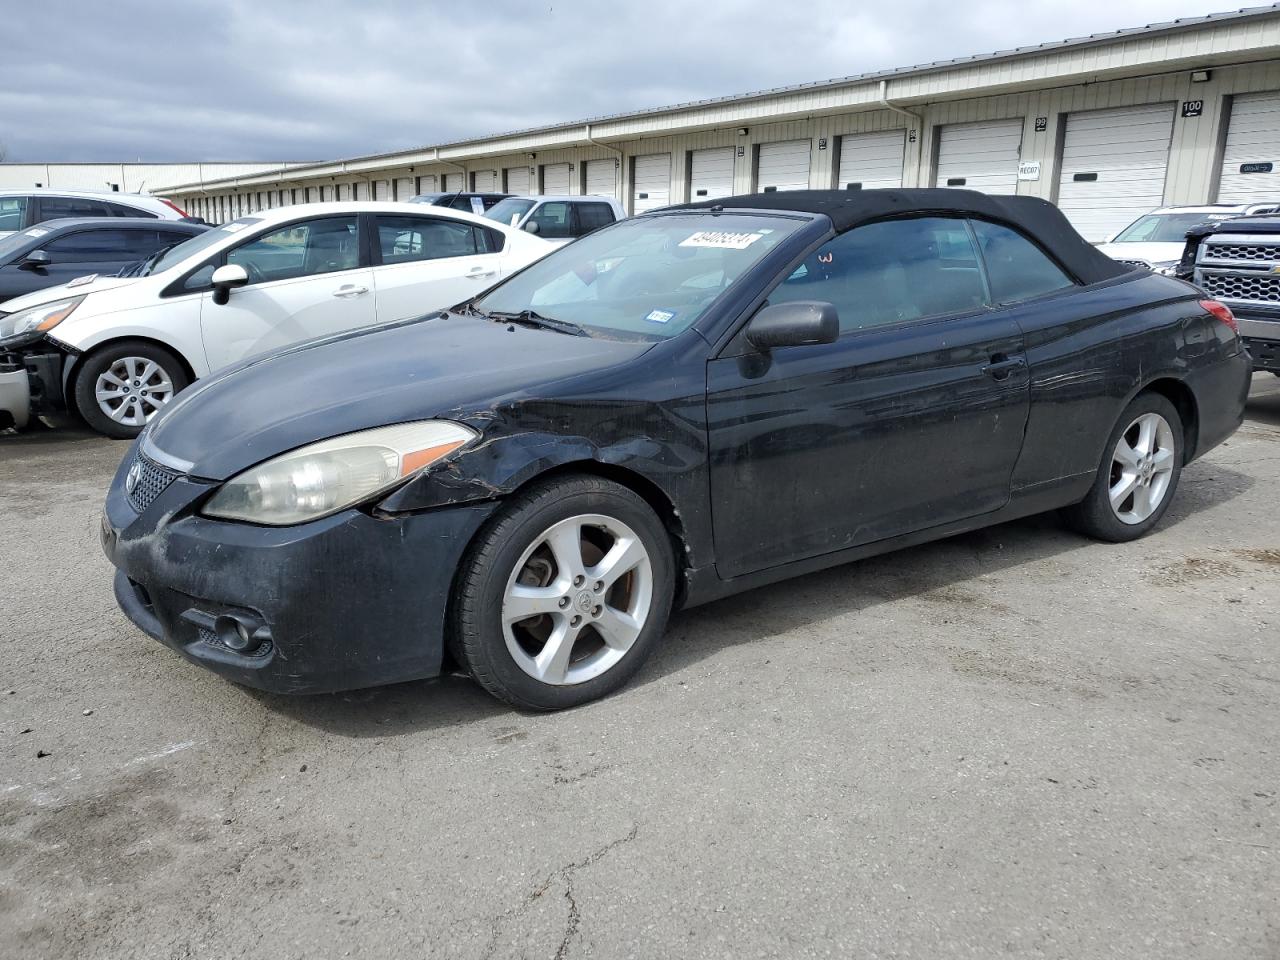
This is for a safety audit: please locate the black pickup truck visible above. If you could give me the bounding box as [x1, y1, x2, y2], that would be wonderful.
[1181, 215, 1280, 374]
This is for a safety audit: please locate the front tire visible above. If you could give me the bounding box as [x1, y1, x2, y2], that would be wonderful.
[452, 475, 675, 710]
[1063, 392, 1183, 543]
[73, 341, 190, 439]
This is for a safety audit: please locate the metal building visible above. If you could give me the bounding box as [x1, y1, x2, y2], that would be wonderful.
[163, 5, 1280, 242]
[0, 162, 307, 196]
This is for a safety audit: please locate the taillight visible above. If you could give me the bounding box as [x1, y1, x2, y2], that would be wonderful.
[1199, 299, 1239, 334]
[159, 197, 189, 218]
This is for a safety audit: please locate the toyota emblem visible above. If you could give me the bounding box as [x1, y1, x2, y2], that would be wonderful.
[125, 461, 143, 494]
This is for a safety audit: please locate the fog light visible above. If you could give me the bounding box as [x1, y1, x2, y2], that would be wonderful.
[215, 614, 255, 652]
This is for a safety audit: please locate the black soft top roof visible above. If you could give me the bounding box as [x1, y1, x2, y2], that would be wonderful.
[1193, 214, 1280, 236]
[670, 188, 1126, 284]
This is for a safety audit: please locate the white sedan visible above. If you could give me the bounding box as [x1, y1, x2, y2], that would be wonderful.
[0, 201, 552, 437]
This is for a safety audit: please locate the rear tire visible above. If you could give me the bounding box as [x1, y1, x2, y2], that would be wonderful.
[1063, 392, 1183, 543]
[73, 341, 190, 440]
[451, 475, 675, 710]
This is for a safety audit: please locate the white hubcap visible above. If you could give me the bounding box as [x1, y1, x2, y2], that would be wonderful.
[1109, 412, 1175, 525]
[95, 356, 175, 426]
[501, 514, 653, 686]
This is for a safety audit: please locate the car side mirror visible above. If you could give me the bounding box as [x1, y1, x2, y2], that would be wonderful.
[210, 263, 249, 305]
[19, 250, 50, 271]
[523, 220, 541, 234]
[746, 300, 839, 351]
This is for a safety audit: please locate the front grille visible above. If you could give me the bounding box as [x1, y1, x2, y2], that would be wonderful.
[126, 454, 180, 513]
[1199, 270, 1280, 304]
[1202, 242, 1280, 263]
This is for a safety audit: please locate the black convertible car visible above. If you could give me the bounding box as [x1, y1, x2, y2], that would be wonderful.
[101, 190, 1250, 710]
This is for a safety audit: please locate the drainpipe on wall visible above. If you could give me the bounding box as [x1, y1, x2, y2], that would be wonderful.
[879, 79, 925, 187]
[434, 148, 469, 193]
[585, 123, 625, 199]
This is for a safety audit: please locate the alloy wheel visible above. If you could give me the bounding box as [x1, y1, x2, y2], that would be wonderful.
[1108, 411, 1176, 525]
[501, 513, 653, 685]
[95, 356, 176, 426]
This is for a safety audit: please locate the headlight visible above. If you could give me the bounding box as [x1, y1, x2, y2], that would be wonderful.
[202, 421, 476, 526]
[0, 297, 85, 339]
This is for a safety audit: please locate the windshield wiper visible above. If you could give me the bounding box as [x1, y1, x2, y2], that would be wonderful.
[486, 309, 588, 337]
[138, 243, 177, 277]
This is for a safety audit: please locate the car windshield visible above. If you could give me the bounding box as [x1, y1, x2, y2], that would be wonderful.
[1112, 212, 1234, 243]
[147, 217, 262, 275]
[473, 213, 805, 340]
[484, 198, 536, 226]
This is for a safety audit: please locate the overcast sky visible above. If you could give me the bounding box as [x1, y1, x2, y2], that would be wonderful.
[0, 0, 1248, 163]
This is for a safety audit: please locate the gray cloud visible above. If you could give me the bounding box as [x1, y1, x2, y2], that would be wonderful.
[0, 0, 1238, 162]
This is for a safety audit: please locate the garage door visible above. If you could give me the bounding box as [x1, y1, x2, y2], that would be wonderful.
[305, 187, 319, 203]
[1056, 103, 1175, 242]
[393, 177, 413, 200]
[541, 164, 571, 194]
[757, 140, 811, 192]
[837, 130, 905, 189]
[935, 119, 1023, 195]
[1218, 91, 1280, 204]
[689, 147, 735, 200]
[584, 159, 615, 197]
[633, 154, 671, 212]
[472, 169, 498, 192]
[443, 173, 463, 193]
[356, 182, 370, 200]
[504, 167, 530, 194]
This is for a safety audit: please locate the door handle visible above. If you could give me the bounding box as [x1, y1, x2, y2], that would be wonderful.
[466, 267, 497, 279]
[981, 354, 1026, 380]
[332, 284, 369, 298]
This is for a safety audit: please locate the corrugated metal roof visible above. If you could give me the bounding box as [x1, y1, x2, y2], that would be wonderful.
[168, 3, 1280, 192]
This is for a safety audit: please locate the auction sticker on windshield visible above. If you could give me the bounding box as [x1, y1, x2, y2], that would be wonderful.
[679, 231, 763, 250]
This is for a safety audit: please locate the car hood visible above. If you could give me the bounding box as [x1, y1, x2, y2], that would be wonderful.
[1, 274, 138, 313]
[147, 312, 655, 480]
[1094, 241, 1183, 265]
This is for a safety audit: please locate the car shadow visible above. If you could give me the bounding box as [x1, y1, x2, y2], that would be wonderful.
[258, 458, 1255, 737]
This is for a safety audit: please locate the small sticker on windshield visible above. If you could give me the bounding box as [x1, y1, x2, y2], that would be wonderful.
[67, 274, 98, 287]
[222, 222, 249, 233]
[645, 309, 676, 324]
[26, 227, 49, 238]
[679, 231, 763, 250]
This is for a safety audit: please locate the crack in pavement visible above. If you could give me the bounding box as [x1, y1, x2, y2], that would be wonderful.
[479, 823, 640, 960]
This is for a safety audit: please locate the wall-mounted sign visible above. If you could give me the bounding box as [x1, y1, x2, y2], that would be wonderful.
[818, 138, 828, 150]
[1182, 100, 1204, 117]
[736, 146, 745, 157]
[908, 130, 918, 143]
[1017, 160, 1042, 181]
[1241, 161, 1274, 174]
[1034, 116, 1048, 132]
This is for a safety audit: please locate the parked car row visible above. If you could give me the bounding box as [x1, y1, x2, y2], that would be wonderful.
[92, 187, 1250, 710]
[0, 200, 551, 434]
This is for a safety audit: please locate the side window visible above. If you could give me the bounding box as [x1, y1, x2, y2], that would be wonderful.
[527, 202, 574, 239]
[970, 220, 1074, 304]
[36, 196, 113, 221]
[474, 226, 505, 253]
[106, 201, 158, 219]
[574, 203, 616, 236]
[227, 216, 359, 283]
[0, 196, 28, 231]
[45, 229, 156, 262]
[375, 216, 479, 264]
[183, 264, 216, 292]
[769, 216, 987, 333]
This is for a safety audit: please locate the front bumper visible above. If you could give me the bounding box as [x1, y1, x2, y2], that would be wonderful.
[1244, 335, 1280, 374]
[0, 361, 30, 429]
[102, 450, 500, 694]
